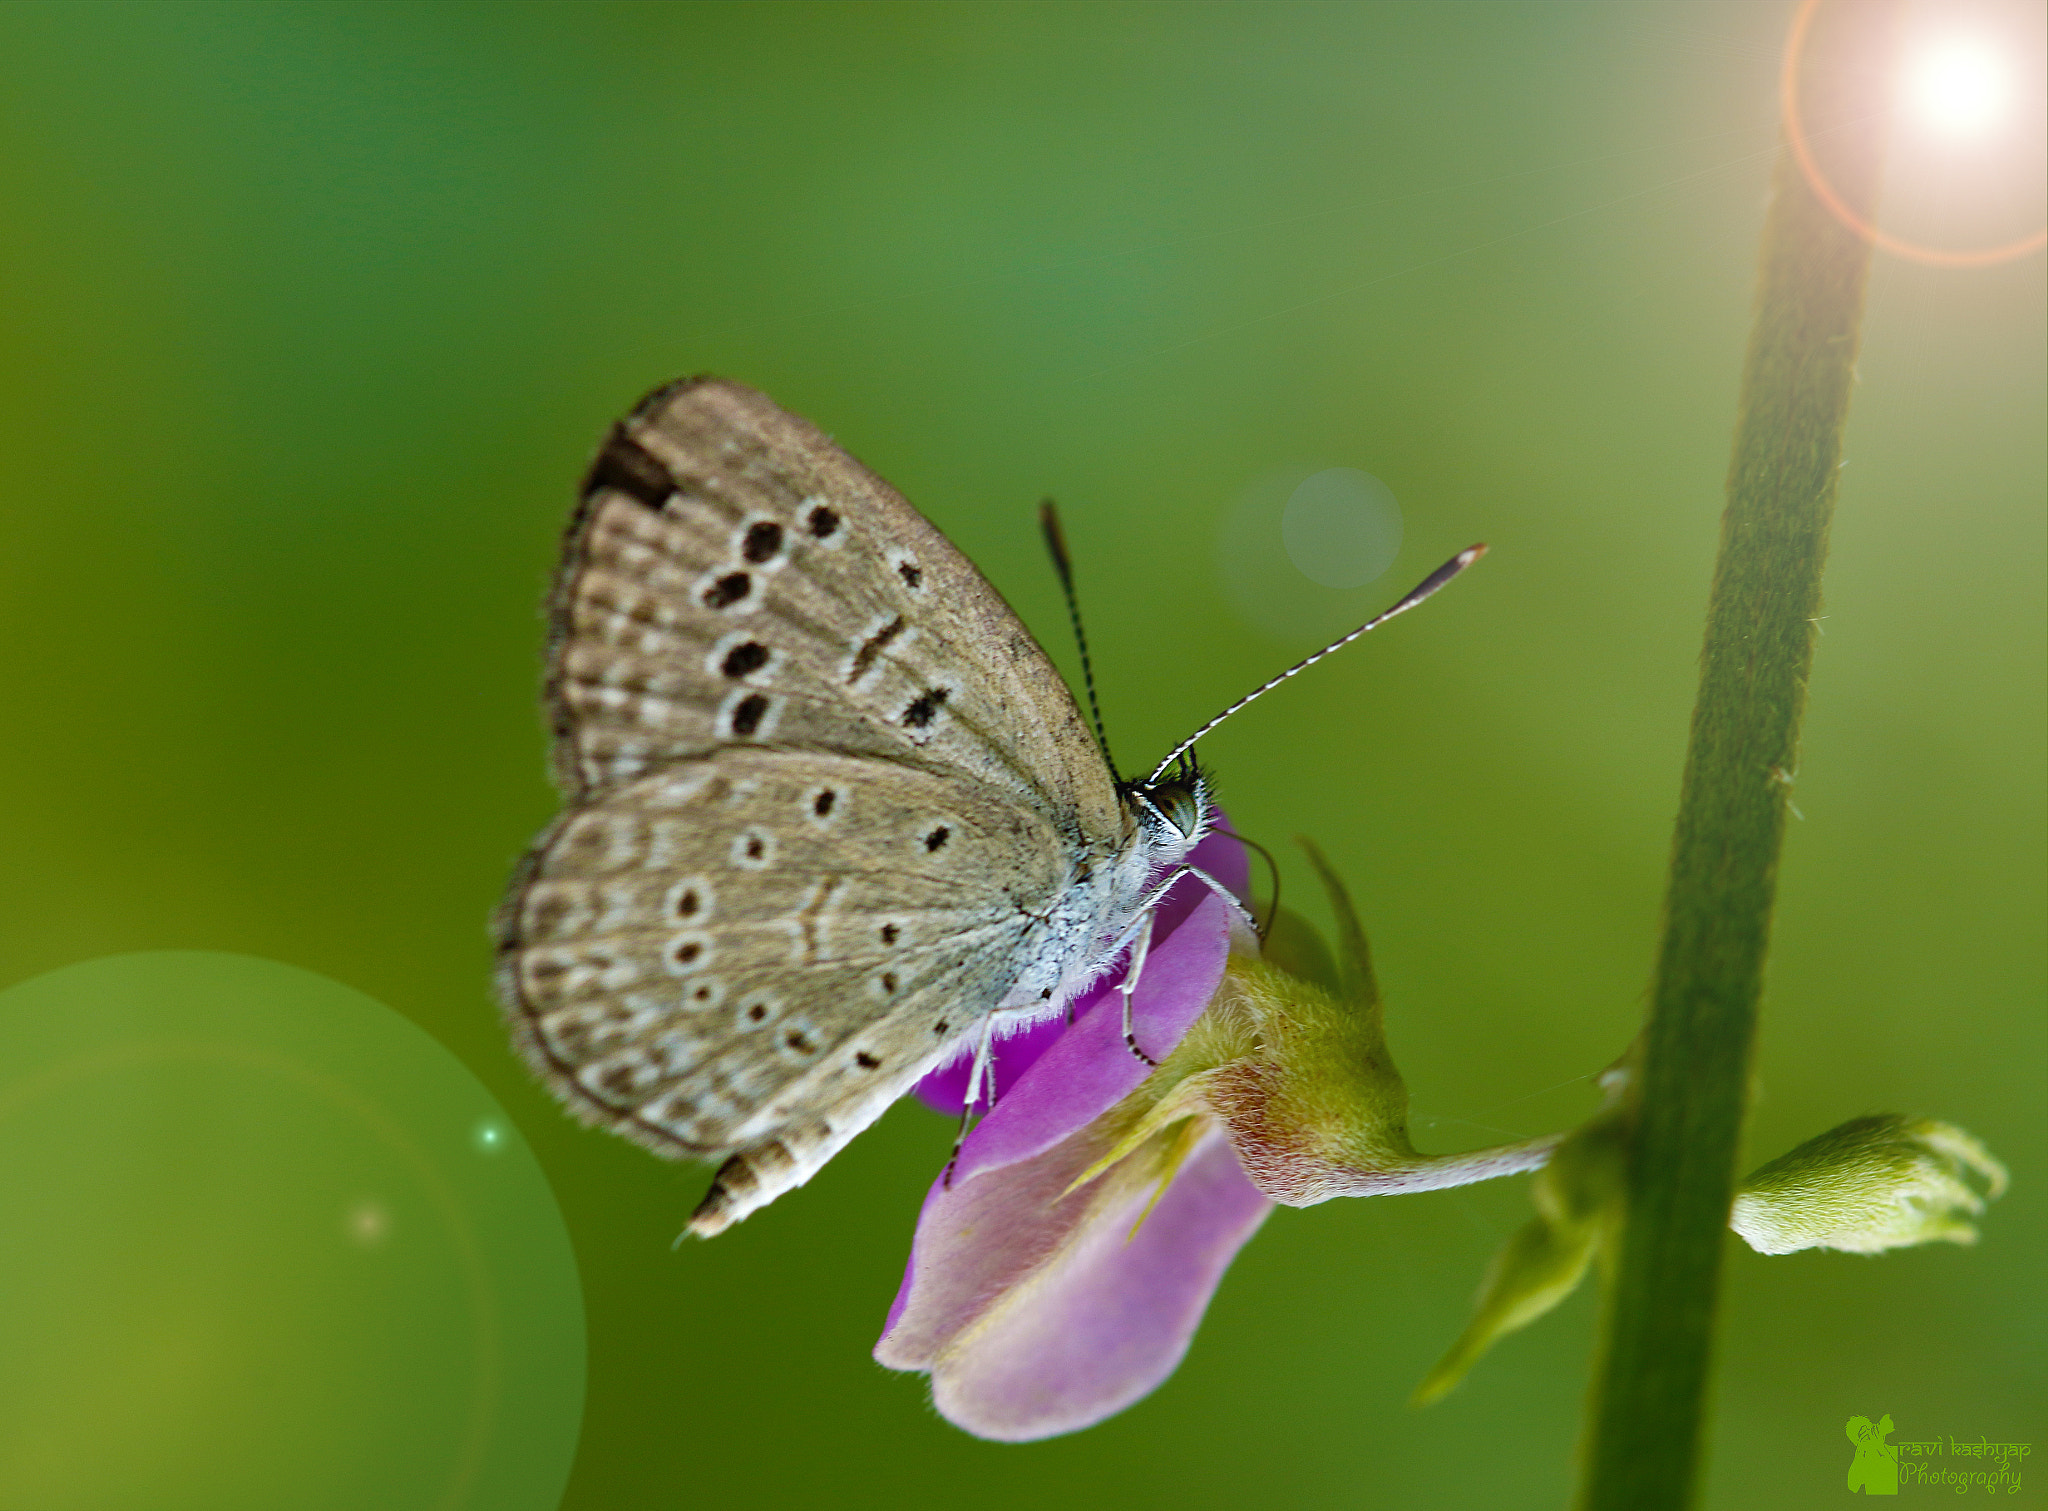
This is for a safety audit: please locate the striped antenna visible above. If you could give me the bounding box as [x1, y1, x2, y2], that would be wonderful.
[1144, 544, 1488, 785]
[1040, 500, 1118, 776]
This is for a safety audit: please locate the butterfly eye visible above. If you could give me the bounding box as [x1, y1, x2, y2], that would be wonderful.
[1140, 778, 1203, 839]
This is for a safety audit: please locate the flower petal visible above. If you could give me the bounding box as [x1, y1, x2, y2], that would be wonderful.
[879, 888, 1238, 1351]
[879, 819, 1256, 1438]
[876, 1122, 1100, 1364]
[879, 1121, 1271, 1442]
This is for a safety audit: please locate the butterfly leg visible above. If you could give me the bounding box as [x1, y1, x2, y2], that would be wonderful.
[1093, 863, 1194, 1063]
[1179, 863, 1258, 931]
[1118, 906, 1159, 1066]
[942, 1016, 1001, 1189]
[1107, 862, 1256, 1067]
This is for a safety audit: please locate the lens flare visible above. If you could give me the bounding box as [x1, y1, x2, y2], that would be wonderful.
[1908, 39, 2009, 138]
[1781, 0, 2046, 267]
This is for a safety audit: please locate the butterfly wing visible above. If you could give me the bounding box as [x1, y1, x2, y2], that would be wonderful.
[499, 378, 1133, 1232]
[499, 750, 1080, 1233]
[544, 376, 1118, 836]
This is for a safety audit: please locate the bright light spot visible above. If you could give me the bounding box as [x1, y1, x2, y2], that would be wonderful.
[1908, 39, 2010, 138]
[472, 1119, 506, 1155]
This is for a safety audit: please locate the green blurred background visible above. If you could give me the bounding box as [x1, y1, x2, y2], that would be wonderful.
[1, 2, 2039, 1507]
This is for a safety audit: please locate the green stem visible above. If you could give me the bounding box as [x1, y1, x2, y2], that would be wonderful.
[1579, 6, 1895, 1507]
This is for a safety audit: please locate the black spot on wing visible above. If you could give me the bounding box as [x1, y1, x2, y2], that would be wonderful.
[703, 572, 752, 609]
[721, 641, 770, 678]
[582, 426, 674, 509]
[902, 687, 950, 728]
[850, 616, 905, 682]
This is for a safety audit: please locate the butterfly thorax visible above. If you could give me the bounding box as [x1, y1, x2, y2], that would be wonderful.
[991, 766, 1212, 1023]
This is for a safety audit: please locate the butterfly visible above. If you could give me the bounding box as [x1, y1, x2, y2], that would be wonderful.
[494, 377, 1480, 1236]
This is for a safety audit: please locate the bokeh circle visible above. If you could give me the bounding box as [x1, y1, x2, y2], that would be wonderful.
[0, 953, 584, 1511]
[1281, 468, 1405, 591]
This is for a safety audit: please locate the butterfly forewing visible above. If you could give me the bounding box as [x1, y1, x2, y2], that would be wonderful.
[546, 378, 1116, 833]
[498, 378, 1139, 1234]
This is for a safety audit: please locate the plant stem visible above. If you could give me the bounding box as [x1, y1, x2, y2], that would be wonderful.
[1579, 5, 1896, 1506]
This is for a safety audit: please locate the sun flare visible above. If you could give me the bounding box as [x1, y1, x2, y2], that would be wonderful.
[1906, 38, 2011, 138]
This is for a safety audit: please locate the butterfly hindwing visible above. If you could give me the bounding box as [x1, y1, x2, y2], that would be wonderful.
[497, 747, 1074, 1196]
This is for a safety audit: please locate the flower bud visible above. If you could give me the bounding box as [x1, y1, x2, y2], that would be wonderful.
[1731, 1114, 2007, 1255]
[1419, 1097, 2009, 1403]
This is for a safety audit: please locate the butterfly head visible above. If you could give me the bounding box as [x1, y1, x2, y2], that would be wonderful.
[1124, 753, 1210, 851]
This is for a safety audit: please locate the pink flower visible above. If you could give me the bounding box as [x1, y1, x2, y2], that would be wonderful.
[877, 823, 2013, 1435]
[875, 825, 1268, 1442]
[877, 831, 1567, 1440]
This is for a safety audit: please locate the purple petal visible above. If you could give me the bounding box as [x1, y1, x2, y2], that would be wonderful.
[914, 815, 1248, 1118]
[877, 867, 1234, 1341]
[878, 1120, 1095, 1354]
[877, 1122, 1271, 1442]
[876, 813, 1258, 1438]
